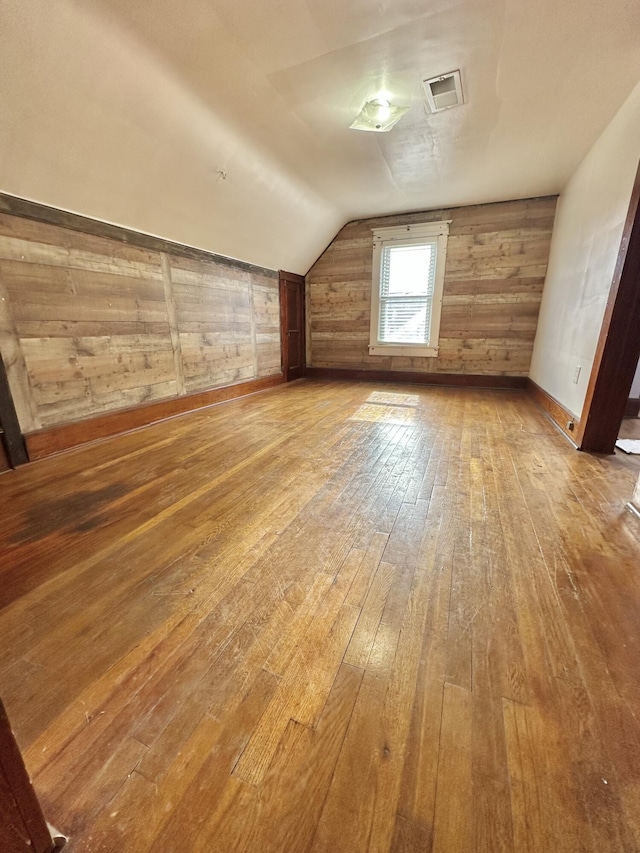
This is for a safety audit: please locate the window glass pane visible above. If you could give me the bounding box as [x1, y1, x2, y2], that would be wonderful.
[382, 245, 433, 297]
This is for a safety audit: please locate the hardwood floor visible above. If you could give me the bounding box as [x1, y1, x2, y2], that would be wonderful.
[616, 418, 640, 475]
[1, 380, 640, 852]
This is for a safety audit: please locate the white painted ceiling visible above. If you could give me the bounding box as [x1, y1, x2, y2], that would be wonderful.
[1, 0, 640, 272]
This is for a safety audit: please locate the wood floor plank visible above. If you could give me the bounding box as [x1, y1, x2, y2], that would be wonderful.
[344, 531, 389, 608]
[0, 380, 639, 852]
[432, 682, 473, 853]
[82, 668, 279, 853]
[310, 498, 445, 853]
[390, 814, 433, 853]
[395, 478, 457, 834]
[198, 662, 364, 853]
[233, 600, 360, 786]
[343, 561, 395, 669]
[503, 698, 549, 852]
[446, 428, 473, 690]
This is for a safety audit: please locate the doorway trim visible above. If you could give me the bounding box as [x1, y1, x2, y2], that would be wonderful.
[279, 271, 306, 382]
[576, 159, 640, 453]
[0, 354, 28, 467]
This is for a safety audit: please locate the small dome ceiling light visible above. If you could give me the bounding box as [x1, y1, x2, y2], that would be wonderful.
[349, 98, 410, 132]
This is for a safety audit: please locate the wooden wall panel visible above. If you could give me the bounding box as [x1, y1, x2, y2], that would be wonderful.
[169, 258, 256, 393]
[252, 273, 282, 377]
[0, 216, 175, 428]
[0, 211, 281, 439]
[306, 197, 557, 376]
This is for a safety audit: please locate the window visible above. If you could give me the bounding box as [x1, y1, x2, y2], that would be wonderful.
[369, 221, 450, 357]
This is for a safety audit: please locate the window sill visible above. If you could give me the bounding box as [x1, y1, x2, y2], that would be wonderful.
[369, 344, 439, 357]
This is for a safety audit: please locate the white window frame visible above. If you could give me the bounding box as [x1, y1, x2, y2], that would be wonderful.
[369, 220, 450, 357]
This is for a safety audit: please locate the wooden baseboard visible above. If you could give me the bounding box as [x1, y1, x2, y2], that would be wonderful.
[303, 366, 528, 390]
[25, 375, 285, 461]
[527, 378, 579, 443]
[624, 397, 640, 418]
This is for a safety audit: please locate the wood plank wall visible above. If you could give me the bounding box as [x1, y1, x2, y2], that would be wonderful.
[0, 212, 281, 435]
[306, 196, 557, 376]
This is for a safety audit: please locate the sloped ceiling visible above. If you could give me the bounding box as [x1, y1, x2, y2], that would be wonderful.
[1, 0, 639, 272]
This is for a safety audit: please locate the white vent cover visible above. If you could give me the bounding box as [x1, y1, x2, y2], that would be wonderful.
[423, 70, 464, 113]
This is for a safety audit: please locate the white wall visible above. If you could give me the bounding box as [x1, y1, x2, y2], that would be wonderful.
[529, 82, 640, 417]
[631, 358, 640, 399]
[0, 0, 340, 274]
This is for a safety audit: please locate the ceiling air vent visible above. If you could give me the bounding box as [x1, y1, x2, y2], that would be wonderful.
[423, 70, 464, 113]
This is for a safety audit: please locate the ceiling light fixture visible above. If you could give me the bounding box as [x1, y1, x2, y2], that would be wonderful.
[349, 98, 410, 132]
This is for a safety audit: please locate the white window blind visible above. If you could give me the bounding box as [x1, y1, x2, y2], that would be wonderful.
[379, 242, 437, 344]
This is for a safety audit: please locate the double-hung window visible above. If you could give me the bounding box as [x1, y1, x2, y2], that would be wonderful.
[369, 221, 450, 357]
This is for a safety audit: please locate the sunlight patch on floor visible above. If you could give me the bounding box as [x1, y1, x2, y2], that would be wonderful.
[349, 391, 419, 425]
[365, 391, 420, 408]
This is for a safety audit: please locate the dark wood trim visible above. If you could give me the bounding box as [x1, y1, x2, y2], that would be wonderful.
[0, 698, 56, 853]
[341, 193, 560, 231]
[25, 375, 285, 461]
[0, 354, 28, 467]
[527, 379, 579, 444]
[576, 160, 640, 453]
[279, 271, 306, 382]
[624, 397, 640, 419]
[0, 440, 9, 473]
[0, 193, 277, 279]
[303, 366, 528, 389]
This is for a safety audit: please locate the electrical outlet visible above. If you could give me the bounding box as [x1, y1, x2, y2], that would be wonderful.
[573, 366, 581, 384]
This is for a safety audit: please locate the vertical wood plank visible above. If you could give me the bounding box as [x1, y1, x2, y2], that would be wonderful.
[160, 252, 185, 396]
[248, 274, 259, 380]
